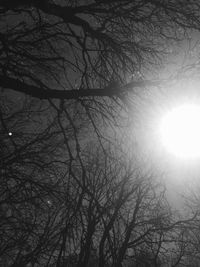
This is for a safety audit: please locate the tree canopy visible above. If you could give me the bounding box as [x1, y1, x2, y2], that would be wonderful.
[2, 1, 200, 267]
[1, 0, 200, 100]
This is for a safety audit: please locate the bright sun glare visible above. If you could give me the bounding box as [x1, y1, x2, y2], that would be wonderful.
[160, 104, 200, 159]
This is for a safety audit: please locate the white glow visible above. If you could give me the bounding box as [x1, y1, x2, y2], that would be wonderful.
[160, 105, 200, 158]
[8, 132, 12, 136]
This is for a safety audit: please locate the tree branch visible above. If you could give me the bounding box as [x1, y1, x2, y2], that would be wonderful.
[0, 75, 161, 100]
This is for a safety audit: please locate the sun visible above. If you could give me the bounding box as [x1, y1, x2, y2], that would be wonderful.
[160, 104, 200, 159]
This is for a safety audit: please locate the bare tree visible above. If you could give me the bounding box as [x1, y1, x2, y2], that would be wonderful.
[173, 188, 200, 267]
[0, 95, 74, 266]
[2, 1, 200, 267]
[1, 95, 198, 267]
[1, 0, 200, 102]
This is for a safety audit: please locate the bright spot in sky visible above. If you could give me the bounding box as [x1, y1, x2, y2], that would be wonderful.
[160, 105, 200, 159]
[8, 132, 12, 136]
